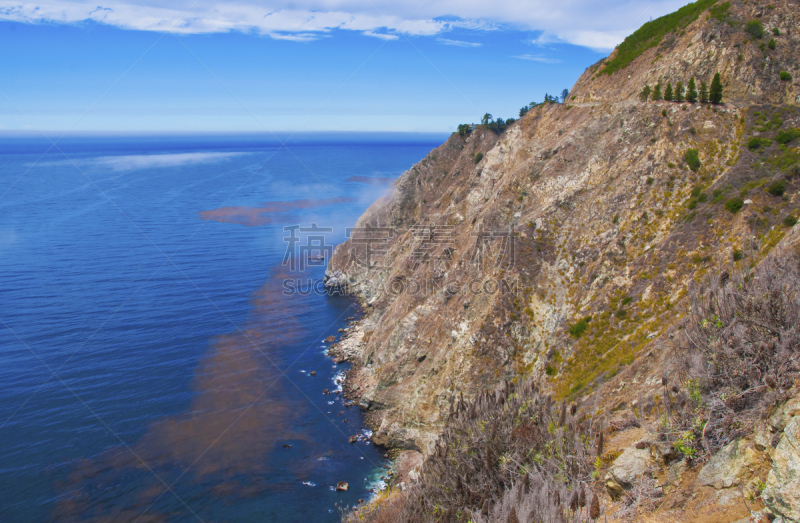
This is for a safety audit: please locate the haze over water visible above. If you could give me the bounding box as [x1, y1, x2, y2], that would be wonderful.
[0, 133, 444, 521]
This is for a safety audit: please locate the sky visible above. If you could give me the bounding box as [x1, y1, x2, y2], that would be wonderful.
[0, 0, 696, 133]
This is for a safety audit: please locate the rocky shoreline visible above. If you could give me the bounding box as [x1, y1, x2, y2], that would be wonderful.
[325, 301, 425, 494]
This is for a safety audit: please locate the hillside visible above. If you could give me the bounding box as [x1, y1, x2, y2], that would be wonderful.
[326, 0, 800, 521]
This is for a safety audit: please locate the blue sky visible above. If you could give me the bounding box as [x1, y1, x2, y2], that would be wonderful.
[0, 0, 694, 132]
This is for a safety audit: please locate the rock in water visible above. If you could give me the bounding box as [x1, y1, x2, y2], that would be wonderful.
[336, 481, 348, 491]
[323, 270, 348, 293]
[324, 335, 336, 343]
[349, 435, 358, 444]
[310, 370, 316, 376]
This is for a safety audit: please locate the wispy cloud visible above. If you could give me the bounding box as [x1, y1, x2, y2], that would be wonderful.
[269, 32, 322, 42]
[437, 38, 481, 47]
[363, 31, 399, 40]
[513, 54, 561, 64]
[34, 152, 249, 171]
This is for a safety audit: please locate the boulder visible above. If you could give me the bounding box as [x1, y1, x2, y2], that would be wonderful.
[762, 416, 800, 522]
[324, 335, 336, 343]
[605, 446, 651, 498]
[349, 435, 358, 444]
[698, 439, 761, 489]
[310, 370, 316, 376]
[324, 270, 349, 292]
[336, 481, 349, 491]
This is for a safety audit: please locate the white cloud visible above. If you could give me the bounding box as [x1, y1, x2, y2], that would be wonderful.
[0, 0, 693, 50]
[437, 38, 481, 47]
[514, 54, 561, 64]
[363, 30, 399, 40]
[269, 32, 322, 42]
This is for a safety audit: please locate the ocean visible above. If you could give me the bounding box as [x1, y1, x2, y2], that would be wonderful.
[0, 133, 445, 522]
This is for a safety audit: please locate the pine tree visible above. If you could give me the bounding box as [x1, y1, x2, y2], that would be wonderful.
[639, 84, 652, 102]
[687, 78, 698, 103]
[664, 83, 673, 102]
[699, 81, 709, 103]
[652, 83, 662, 101]
[675, 81, 685, 102]
[710, 73, 724, 104]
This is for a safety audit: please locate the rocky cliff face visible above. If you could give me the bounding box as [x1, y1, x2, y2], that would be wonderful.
[327, 0, 800, 455]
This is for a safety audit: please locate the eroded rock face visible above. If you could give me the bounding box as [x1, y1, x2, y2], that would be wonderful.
[326, 0, 800, 455]
[698, 439, 761, 489]
[763, 416, 800, 522]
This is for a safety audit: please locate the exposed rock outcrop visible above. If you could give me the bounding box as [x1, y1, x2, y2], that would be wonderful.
[763, 416, 800, 522]
[698, 439, 763, 489]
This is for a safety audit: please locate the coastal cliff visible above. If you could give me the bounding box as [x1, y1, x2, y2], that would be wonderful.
[328, 0, 800, 520]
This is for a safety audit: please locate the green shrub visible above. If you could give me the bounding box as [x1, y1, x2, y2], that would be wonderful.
[733, 247, 743, 261]
[746, 20, 764, 39]
[709, 1, 731, 21]
[685, 148, 701, 171]
[768, 180, 786, 196]
[748, 137, 773, 150]
[784, 215, 798, 227]
[474, 152, 484, 164]
[725, 197, 744, 213]
[776, 129, 800, 145]
[568, 316, 592, 338]
[780, 71, 793, 81]
[768, 38, 776, 50]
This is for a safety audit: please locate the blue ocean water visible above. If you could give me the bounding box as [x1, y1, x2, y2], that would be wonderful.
[0, 133, 445, 522]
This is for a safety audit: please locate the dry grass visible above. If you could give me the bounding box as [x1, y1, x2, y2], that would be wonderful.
[672, 254, 800, 454]
[344, 379, 602, 522]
